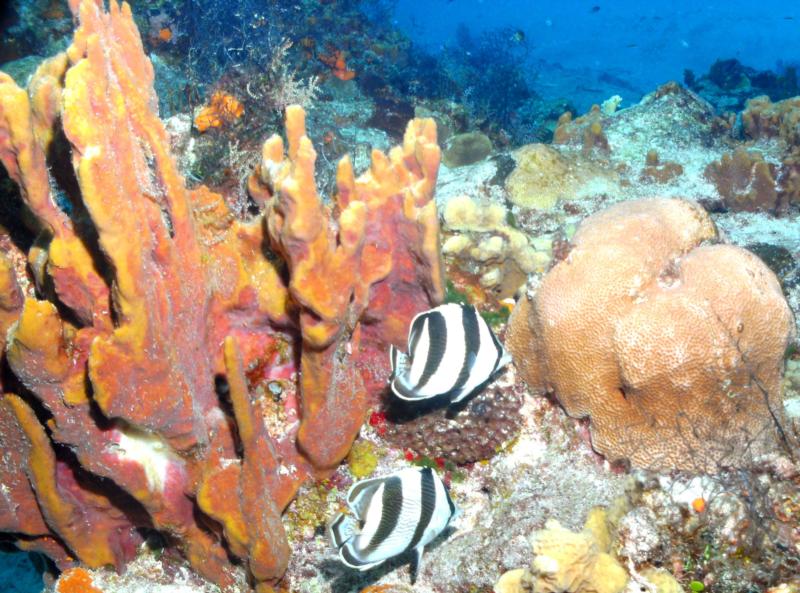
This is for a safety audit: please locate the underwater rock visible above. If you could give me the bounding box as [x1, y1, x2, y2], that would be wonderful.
[495, 568, 527, 593]
[496, 498, 690, 593]
[639, 568, 685, 593]
[737, 96, 800, 211]
[443, 131, 493, 168]
[0, 55, 45, 87]
[708, 58, 752, 91]
[553, 105, 611, 156]
[742, 96, 800, 147]
[504, 143, 618, 210]
[506, 198, 796, 472]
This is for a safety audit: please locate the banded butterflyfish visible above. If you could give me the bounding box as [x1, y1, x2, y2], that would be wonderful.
[328, 467, 457, 576]
[389, 303, 512, 404]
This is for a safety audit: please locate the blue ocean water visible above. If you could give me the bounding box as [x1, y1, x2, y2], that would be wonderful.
[391, 0, 800, 110]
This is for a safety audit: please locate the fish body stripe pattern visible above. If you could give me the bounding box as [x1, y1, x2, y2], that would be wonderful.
[408, 467, 437, 551]
[390, 303, 511, 404]
[414, 312, 448, 391]
[448, 305, 481, 397]
[328, 467, 457, 572]
[364, 476, 403, 553]
[408, 313, 427, 357]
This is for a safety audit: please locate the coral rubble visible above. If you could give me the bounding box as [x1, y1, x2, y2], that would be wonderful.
[506, 198, 796, 472]
[0, 0, 444, 589]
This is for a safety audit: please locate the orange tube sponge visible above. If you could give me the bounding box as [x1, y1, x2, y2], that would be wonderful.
[507, 198, 795, 472]
[254, 105, 444, 469]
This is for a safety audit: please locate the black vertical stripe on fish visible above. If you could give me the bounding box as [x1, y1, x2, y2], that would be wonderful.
[348, 478, 384, 519]
[330, 514, 349, 548]
[341, 544, 372, 567]
[365, 476, 403, 553]
[447, 305, 481, 395]
[391, 374, 427, 400]
[408, 468, 436, 551]
[408, 314, 427, 356]
[414, 311, 448, 391]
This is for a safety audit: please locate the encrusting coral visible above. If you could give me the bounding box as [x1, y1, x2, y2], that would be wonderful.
[504, 142, 618, 210]
[0, 0, 444, 589]
[736, 96, 800, 210]
[495, 505, 688, 593]
[506, 198, 796, 472]
[441, 194, 550, 295]
[704, 147, 780, 212]
[495, 508, 629, 593]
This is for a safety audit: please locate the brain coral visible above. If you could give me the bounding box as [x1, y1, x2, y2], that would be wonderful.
[506, 198, 796, 472]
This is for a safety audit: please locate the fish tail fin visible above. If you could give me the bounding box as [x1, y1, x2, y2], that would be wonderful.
[328, 513, 358, 549]
[339, 542, 384, 571]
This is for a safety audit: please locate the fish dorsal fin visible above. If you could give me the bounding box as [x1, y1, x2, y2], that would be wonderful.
[347, 475, 386, 519]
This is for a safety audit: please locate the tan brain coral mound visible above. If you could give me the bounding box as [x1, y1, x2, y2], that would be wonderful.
[507, 198, 796, 472]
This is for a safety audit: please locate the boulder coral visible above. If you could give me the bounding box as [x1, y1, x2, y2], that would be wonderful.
[0, 0, 443, 590]
[506, 198, 796, 472]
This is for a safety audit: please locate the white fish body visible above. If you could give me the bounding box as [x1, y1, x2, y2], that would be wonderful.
[390, 303, 511, 403]
[328, 467, 457, 573]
